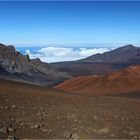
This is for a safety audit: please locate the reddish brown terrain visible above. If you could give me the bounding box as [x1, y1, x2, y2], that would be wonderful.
[0, 44, 140, 139]
[55, 65, 140, 96]
[0, 79, 140, 139]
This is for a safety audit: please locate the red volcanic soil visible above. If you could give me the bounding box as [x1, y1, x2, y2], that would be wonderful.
[55, 65, 140, 96]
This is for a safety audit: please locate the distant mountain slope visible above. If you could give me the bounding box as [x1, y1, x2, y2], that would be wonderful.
[50, 44, 140, 76]
[79, 44, 140, 63]
[55, 65, 140, 96]
[50, 61, 120, 76]
[0, 43, 70, 86]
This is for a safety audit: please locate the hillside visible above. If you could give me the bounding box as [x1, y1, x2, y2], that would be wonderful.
[55, 65, 140, 96]
[51, 44, 140, 76]
[80, 44, 140, 63]
[0, 43, 70, 86]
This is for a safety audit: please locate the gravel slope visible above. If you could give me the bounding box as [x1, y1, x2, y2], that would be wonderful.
[0, 79, 140, 139]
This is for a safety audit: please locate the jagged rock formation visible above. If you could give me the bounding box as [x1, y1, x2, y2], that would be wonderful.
[0, 43, 50, 73]
[0, 43, 70, 86]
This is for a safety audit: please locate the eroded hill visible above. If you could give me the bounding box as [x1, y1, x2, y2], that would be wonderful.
[55, 65, 140, 96]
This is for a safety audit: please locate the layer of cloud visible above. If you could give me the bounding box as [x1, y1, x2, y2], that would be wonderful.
[25, 46, 111, 63]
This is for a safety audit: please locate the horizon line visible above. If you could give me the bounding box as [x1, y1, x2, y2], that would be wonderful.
[3, 42, 140, 46]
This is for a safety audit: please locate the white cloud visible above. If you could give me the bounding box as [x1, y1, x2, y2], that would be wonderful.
[25, 46, 111, 63]
[79, 48, 109, 57]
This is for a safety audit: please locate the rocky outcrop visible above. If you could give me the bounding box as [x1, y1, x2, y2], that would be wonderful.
[0, 43, 50, 73]
[0, 43, 71, 86]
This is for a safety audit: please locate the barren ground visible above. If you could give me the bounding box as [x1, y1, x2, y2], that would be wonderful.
[0, 79, 140, 139]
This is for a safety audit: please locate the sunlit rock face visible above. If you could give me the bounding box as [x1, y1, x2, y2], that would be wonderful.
[0, 43, 50, 73]
[0, 43, 71, 86]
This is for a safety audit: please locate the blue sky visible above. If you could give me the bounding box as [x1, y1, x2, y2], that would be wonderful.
[0, 1, 140, 44]
[0, 1, 140, 62]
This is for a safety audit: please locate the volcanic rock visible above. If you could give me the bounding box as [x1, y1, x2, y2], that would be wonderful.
[0, 43, 71, 86]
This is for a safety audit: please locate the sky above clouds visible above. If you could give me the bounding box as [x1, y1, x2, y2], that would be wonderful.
[0, 1, 140, 62]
